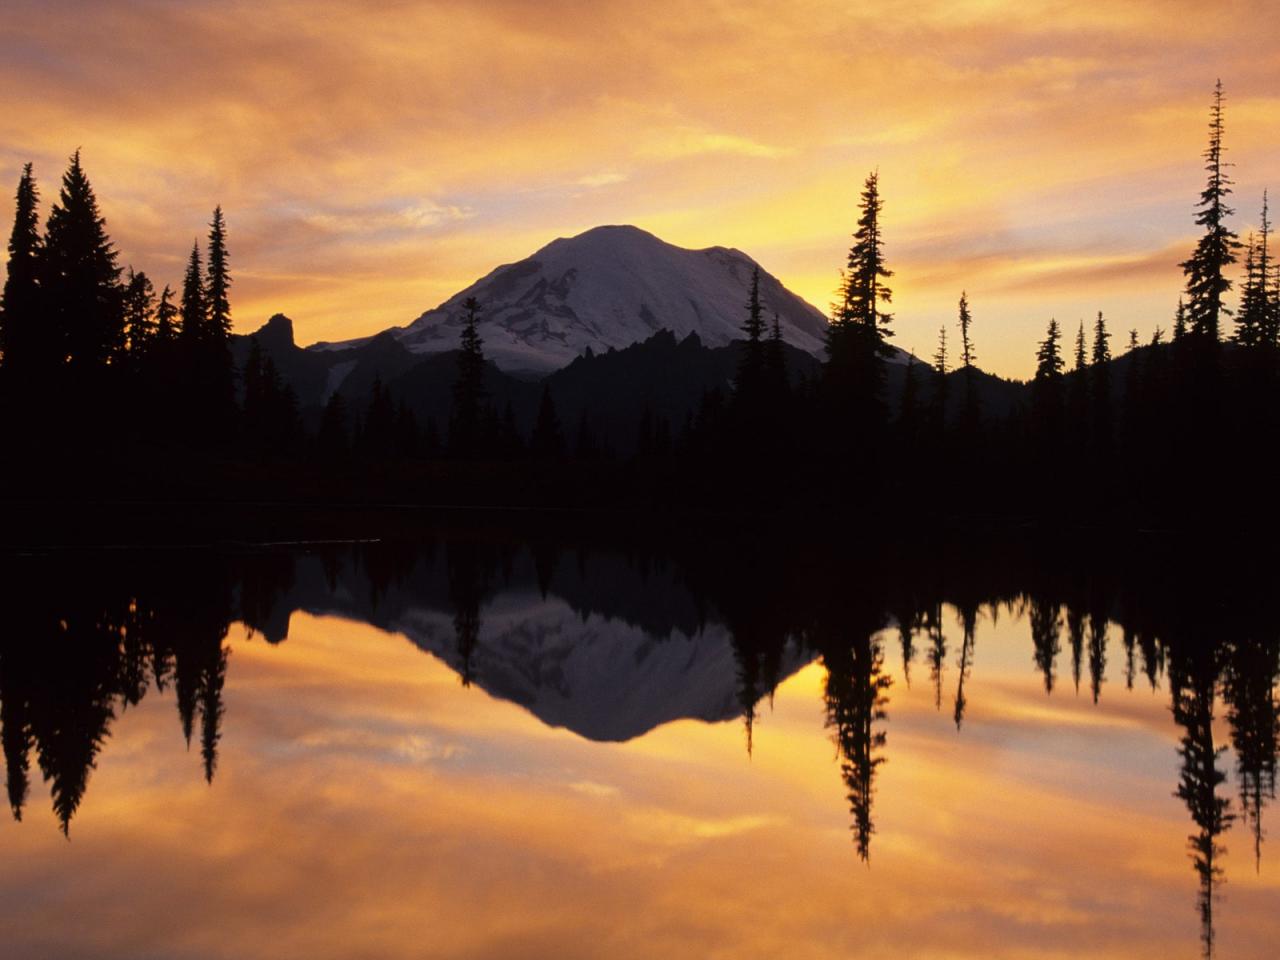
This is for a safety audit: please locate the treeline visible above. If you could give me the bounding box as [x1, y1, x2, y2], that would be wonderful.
[701, 79, 1280, 520]
[0, 152, 238, 458]
[2, 82, 1278, 522]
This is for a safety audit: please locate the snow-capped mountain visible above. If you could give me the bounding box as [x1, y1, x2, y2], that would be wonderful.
[310, 224, 831, 374]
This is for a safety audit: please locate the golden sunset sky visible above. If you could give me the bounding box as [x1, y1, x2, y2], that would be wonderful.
[2, 0, 1278, 377]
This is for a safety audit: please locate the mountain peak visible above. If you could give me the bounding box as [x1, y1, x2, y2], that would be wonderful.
[251, 313, 296, 350]
[311, 225, 831, 374]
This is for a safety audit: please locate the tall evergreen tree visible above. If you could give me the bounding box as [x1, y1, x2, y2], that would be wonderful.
[1236, 234, 1263, 347]
[1173, 298, 1189, 342]
[1032, 319, 1066, 453]
[205, 206, 231, 340]
[1, 163, 43, 373]
[39, 150, 123, 370]
[956, 291, 980, 434]
[1069, 320, 1089, 421]
[1036, 319, 1066, 381]
[1236, 194, 1274, 348]
[123, 268, 156, 356]
[1091, 311, 1112, 367]
[837, 171, 893, 338]
[1091, 311, 1113, 453]
[180, 242, 206, 342]
[154, 284, 178, 344]
[930, 324, 948, 440]
[958, 291, 975, 370]
[1269, 202, 1280, 346]
[1181, 80, 1241, 348]
[826, 171, 894, 430]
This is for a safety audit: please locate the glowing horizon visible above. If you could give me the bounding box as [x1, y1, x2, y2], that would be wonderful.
[2, 1, 1278, 378]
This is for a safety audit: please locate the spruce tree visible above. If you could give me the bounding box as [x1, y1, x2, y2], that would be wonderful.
[1036, 319, 1065, 380]
[123, 268, 156, 357]
[1240, 193, 1275, 347]
[825, 170, 894, 432]
[1091, 311, 1112, 367]
[1269, 210, 1280, 346]
[1236, 234, 1265, 347]
[930, 324, 948, 439]
[154, 285, 178, 343]
[1123, 328, 1144, 453]
[838, 171, 893, 340]
[957, 291, 975, 370]
[205, 206, 231, 340]
[1091, 311, 1113, 454]
[1181, 80, 1241, 347]
[1032, 318, 1066, 439]
[1067, 321, 1090, 461]
[956, 291, 980, 434]
[1, 163, 43, 374]
[39, 150, 123, 370]
[1173, 299, 1188, 341]
[180, 242, 206, 342]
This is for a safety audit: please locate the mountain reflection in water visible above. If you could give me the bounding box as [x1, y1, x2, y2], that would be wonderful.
[0, 532, 1276, 959]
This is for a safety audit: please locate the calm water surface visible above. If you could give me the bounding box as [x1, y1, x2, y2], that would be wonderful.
[0, 535, 1276, 959]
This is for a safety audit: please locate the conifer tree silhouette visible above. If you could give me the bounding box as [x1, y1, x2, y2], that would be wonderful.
[0, 163, 44, 377]
[1181, 80, 1241, 350]
[40, 151, 123, 373]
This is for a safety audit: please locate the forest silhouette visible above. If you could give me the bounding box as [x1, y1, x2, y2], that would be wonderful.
[2, 83, 1278, 524]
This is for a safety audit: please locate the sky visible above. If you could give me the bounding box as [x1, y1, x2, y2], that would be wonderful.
[1, 0, 1278, 379]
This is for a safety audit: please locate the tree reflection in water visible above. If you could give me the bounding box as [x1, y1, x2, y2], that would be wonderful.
[0, 532, 1276, 956]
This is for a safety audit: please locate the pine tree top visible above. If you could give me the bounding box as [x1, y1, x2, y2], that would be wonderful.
[1091, 312, 1111, 365]
[933, 324, 948, 375]
[1035, 319, 1064, 381]
[957, 291, 975, 369]
[44, 149, 120, 281]
[838, 170, 894, 338]
[205, 205, 232, 340]
[6, 162, 41, 262]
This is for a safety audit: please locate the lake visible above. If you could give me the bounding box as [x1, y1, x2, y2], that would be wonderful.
[1, 526, 1276, 959]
